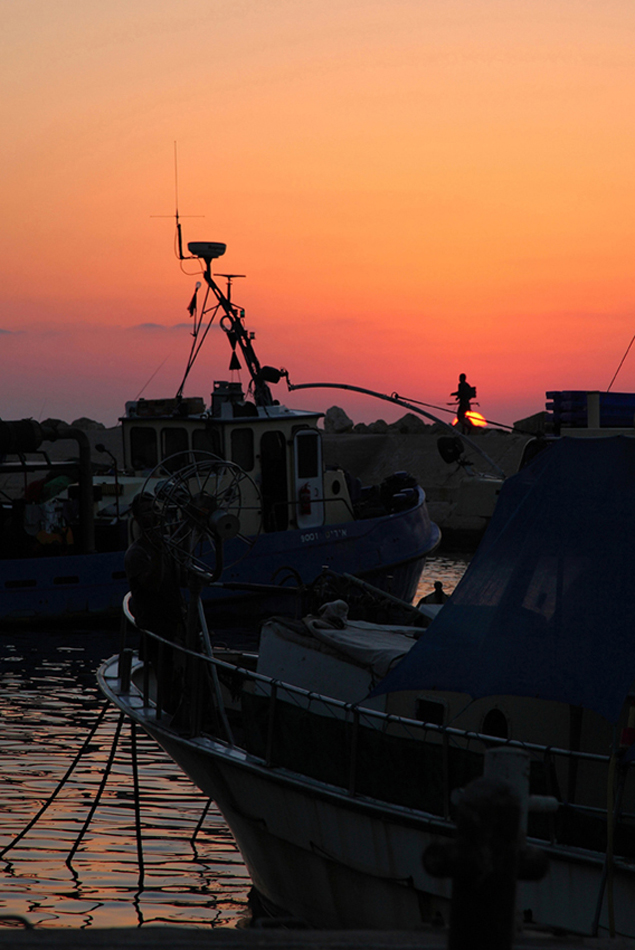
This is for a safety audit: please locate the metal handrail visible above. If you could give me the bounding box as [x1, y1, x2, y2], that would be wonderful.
[120, 598, 626, 774]
[116, 601, 635, 864]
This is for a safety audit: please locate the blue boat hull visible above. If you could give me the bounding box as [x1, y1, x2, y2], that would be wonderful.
[0, 490, 439, 625]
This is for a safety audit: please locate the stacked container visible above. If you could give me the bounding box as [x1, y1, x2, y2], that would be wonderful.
[546, 391, 635, 429]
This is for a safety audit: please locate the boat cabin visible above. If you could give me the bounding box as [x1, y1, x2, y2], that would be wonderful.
[121, 381, 354, 534]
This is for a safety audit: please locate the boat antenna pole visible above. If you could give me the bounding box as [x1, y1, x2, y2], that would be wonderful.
[286, 379, 506, 477]
[186, 245, 279, 406]
[217, 274, 245, 305]
[151, 144, 204, 265]
[167, 161, 284, 405]
[204, 258, 274, 405]
[175, 142, 184, 260]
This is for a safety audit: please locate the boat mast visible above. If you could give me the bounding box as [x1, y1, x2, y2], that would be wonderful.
[164, 148, 279, 407]
[190, 244, 276, 406]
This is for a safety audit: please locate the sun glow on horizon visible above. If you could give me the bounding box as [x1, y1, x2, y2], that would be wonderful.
[452, 411, 488, 429]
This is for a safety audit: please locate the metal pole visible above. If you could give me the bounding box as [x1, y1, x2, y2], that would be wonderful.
[348, 707, 360, 796]
[265, 684, 278, 767]
[197, 596, 234, 745]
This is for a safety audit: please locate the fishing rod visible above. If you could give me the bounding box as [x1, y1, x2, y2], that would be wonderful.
[284, 379, 507, 478]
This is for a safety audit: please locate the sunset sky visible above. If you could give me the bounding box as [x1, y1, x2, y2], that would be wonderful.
[1, 1, 634, 429]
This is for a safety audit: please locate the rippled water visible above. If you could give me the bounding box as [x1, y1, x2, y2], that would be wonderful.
[417, 552, 471, 599]
[0, 630, 251, 930]
[0, 554, 469, 931]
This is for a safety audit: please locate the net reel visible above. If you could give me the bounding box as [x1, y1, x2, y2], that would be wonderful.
[141, 451, 262, 582]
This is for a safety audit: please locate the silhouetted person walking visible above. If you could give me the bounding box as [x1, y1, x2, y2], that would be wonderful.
[452, 374, 476, 432]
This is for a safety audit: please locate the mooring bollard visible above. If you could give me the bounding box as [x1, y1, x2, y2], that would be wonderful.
[423, 748, 550, 950]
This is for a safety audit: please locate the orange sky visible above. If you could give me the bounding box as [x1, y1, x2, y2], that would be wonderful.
[1, 1, 634, 428]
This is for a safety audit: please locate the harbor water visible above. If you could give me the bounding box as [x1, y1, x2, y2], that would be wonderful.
[0, 554, 470, 931]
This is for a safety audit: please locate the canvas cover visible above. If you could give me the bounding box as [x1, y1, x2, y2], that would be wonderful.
[265, 612, 417, 680]
[372, 437, 635, 722]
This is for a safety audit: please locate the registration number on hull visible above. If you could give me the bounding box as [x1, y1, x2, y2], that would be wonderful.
[300, 528, 348, 543]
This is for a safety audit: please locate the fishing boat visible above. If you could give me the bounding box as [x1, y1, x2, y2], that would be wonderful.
[0, 238, 441, 625]
[99, 436, 635, 937]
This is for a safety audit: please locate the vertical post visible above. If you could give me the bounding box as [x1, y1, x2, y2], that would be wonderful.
[446, 773, 521, 950]
[198, 595, 234, 745]
[141, 631, 150, 708]
[442, 729, 451, 819]
[265, 683, 278, 767]
[543, 749, 558, 844]
[118, 648, 133, 693]
[156, 640, 164, 721]
[587, 391, 600, 429]
[177, 580, 205, 736]
[348, 707, 360, 796]
[424, 748, 531, 950]
[567, 705, 583, 805]
[119, 597, 130, 656]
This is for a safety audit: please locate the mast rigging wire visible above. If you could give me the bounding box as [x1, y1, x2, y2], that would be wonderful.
[607, 332, 635, 392]
[135, 356, 171, 401]
[176, 286, 221, 399]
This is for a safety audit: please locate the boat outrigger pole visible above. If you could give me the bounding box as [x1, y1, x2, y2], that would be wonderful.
[286, 380, 506, 478]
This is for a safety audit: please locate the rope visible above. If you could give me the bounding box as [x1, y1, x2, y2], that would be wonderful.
[0, 703, 111, 860]
[608, 332, 635, 392]
[190, 798, 213, 846]
[66, 712, 125, 868]
[130, 721, 145, 889]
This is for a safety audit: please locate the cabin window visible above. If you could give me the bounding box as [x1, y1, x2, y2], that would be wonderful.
[130, 427, 158, 471]
[193, 427, 222, 458]
[296, 431, 319, 479]
[482, 708, 508, 740]
[260, 430, 288, 531]
[161, 427, 189, 469]
[231, 429, 254, 472]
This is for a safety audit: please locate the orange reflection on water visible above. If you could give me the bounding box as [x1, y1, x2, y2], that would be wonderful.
[0, 632, 250, 930]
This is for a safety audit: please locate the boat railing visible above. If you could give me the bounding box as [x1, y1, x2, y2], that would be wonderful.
[119, 604, 635, 855]
[240, 676, 622, 841]
[119, 608, 635, 854]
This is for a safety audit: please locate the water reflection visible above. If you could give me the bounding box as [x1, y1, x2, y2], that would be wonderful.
[0, 630, 250, 930]
[0, 555, 469, 931]
[418, 552, 471, 598]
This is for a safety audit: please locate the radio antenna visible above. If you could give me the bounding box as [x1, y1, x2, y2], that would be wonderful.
[216, 274, 246, 304]
[150, 141, 203, 259]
